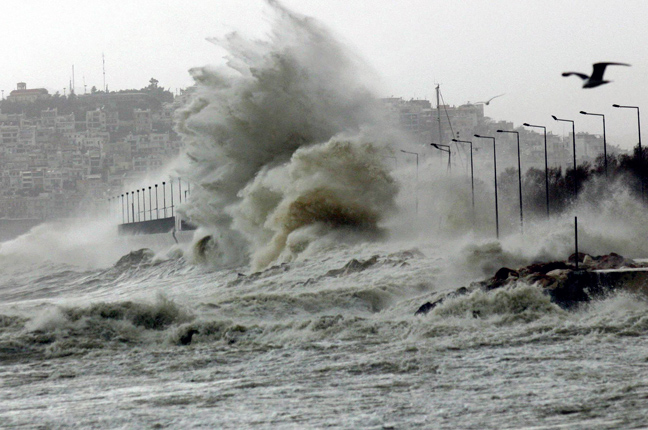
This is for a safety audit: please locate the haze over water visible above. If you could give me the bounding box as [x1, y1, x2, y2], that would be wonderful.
[1, 2, 648, 428]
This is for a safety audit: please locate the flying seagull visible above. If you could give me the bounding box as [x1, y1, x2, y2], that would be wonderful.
[562, 62, 630, 88]
[477, 94, 505, 105]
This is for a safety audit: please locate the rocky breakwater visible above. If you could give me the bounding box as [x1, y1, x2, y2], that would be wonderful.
[416, 253, 648, 315]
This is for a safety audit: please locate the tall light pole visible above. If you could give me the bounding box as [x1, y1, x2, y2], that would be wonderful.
[497, 129, 523, 232]
[430, 143, 451, 174]
[613, 104, 643, 200]
[400, 149, 419, 214]
[552, 115, 578, 199]
[523, 123, 550, 217]
[580, 111, 608, 178]
[451, 138, 474, 216]
[475, 134, 499, 239]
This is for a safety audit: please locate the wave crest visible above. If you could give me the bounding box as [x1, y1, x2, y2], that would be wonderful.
[176, 2, 397, 269]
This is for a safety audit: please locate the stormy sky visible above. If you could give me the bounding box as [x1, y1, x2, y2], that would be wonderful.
[2, 0, 646, 148]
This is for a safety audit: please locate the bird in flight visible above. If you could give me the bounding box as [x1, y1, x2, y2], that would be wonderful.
[562, 62, 630, 88]
[477, 94, 505, 105]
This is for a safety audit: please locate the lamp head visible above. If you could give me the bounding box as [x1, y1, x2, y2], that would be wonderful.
[496, 130, 503, 133]
[579, 111, 587, 115]
[523, 123, 530, 127]
[612, 104, 620, 108]
[474, 134, 481, 138]
[551, 115, 558, 121]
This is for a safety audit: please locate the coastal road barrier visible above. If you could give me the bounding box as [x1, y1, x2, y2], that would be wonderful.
[109, 177, 197, 236]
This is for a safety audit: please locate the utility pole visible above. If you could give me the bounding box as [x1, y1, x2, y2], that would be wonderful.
[102, 53, 106, 92]
[436, 84, 443, 145]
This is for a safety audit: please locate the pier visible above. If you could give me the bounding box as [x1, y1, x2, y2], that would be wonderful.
[108, 178, 197, 236]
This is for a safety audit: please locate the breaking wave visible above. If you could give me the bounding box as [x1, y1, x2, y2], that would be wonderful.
[175, 1, 398, 270]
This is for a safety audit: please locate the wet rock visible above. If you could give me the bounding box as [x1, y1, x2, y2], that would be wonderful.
[179, 329, 199, 346]
[486, 267, 519, 290]
[114, 248, 155, 269]
[523, 273, 556, 289]
[567, 252, 589, 265]
[416, 252, 648, 315]
[325, 255, 379, 277]
[546, 268, 570, 280]
[415, 300, 441, 316]
[592, 252, 636, 270]
[415, 287, 470, 315]
[544, 270, 594, 309]
[520, 261, 570, 276]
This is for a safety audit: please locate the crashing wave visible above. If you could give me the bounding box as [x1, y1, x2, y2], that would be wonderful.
[175, 1, 398, 270]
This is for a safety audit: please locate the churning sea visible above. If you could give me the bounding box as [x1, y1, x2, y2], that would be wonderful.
[1, 224, 648, 430]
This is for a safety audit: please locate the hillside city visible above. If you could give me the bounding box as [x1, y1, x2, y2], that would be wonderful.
[0, 81, 623, 222]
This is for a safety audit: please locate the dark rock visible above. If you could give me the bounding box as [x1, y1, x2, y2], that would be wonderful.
[568, 252, 589, 265]
[415, 300, 441, 315]
[114, 248, 155, 269]
[417, 252, 648, 315]
[524, 274, 556, 289]
[326, 255, 379, 277]
[414, 287, 471, 316]
[179, 328, 199, 345]
[520, 261, 571, 276]
[485, 267, 519, 290]
[592, 253, 635, 270]
[494, 267, 518, 280]
[544, 270, 594, 309]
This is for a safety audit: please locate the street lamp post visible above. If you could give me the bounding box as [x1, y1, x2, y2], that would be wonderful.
[430, 143, 451, 174]
[451, 138, 474, 215]
[551, 115, 578, 199]
[126, 192, 130, 223]
[131, 191, 135, 223]
[523, 123, 550, 217]
[475, 134, 499, 239]
[155, 184, 159, 219]
[497, 129, 524, 232]
[163, 182, 167, 218]
[613, 104, 643, 200]
[580, 111, 608, 178]
[400, 149, 419, 214]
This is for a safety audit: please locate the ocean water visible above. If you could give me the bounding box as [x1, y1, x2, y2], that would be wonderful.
[2, 230, 648, 429]
[3, 2, 648, 428]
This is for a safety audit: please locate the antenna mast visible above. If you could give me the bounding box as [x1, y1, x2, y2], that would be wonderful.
[436, 84, 443, 144]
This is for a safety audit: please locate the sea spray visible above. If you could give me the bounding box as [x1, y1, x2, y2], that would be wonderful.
[176, 1, 399, 268]
[236, 137, 397, 269]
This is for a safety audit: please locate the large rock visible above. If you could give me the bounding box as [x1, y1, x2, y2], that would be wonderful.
[114, 248, 155, 269]
[416, 253, 648, 315]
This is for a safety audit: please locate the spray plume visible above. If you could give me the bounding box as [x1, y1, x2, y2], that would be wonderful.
[176, 1, 398, 269]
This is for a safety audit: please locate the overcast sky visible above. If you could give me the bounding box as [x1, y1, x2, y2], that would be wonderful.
[2, 0, 647, 148]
